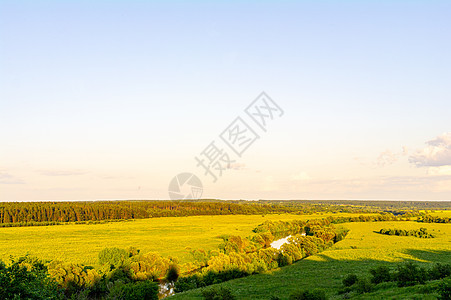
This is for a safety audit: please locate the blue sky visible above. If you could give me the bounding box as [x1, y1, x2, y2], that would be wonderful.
[1, 1, 450, 201]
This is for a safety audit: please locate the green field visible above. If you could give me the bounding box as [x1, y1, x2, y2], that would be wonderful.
[0, 212, 360, 266]
[170, 220, 451, 299]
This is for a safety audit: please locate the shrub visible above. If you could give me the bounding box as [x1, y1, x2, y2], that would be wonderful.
[288, 289, 327, 300]
[277, 253, 293, 267]
[174, 269, 249, 293]
[369, 266, 392, 284]
[107, 280, 158, 300]
[128, 252, 174, 281]
[0, 257, 63, 300]
[437, 277, 451, 300]
[98, 248, 129, 268]
[395, 262, 428, 287]
[334, 228, 349, 243]
[355, 278, 373, 294]
[342, 274, 358, 287]
[174, 275, 202, 293]
[429, 263, 451, 280]
[107, 267, 132, 283]
[166, 264, 179, 282]
[202, 286, 236, 300]
[47, 261, 101, 293]
[121, 280, 159, 300]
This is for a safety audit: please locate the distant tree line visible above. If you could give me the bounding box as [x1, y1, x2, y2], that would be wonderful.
[0, 200, 439, 226]
[261, 200, 451, 211]
[0, 200, 300, 224]
[0, 200, 376, 225]
[417, 214, 451, 223]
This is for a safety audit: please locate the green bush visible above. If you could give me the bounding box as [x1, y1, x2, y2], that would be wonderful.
[288, 289, 327, 300]
[429, 263, 451, 280]
[437, 277, 451, 300]
[355, 278, 373, 294]
[370, 266, 392, 284]
[174, 275, 202, 292]
[395, 262, 428, 287]
[174, 269, 249, 293]
[277, 253, 293, 267]
[107, 268, 132, 283]
[342, 274, 358, 287]
[107, 280, 158, 300]
[0, 257, 63, 300]
[122, 281, 158, 300]
[202, 286, 236, 300]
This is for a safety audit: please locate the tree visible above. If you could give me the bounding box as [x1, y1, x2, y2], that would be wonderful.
[0, 256, 63, 300]
[98, 247, 129, 268]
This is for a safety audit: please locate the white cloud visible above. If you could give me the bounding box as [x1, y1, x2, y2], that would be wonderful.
[409, 133, 451, 167]
[376, 150, 399, 167]
[427, 166, 451, 176]
[375, 147, 408, 167]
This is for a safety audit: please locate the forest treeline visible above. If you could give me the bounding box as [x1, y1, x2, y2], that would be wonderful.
[0, 201, 300, 224]
[261, 200, 451, 210]
[1, 200, 449, 225]
[0, 200, 374, 224]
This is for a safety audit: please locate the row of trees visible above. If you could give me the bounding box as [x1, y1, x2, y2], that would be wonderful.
[261, 200, 451, 211]
[0, 200, 360, 224]
[0, 201, 290, 224]
[1, 199, 440, 225]
[379, 227, 434, 238]
[418, 214, 451, 223]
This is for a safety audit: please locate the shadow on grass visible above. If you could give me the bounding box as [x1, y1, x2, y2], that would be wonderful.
[169, 249, 451, 300]
[402, 248, 451, 263]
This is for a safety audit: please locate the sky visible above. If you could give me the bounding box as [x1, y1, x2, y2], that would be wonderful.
[1, 0, 450, 201]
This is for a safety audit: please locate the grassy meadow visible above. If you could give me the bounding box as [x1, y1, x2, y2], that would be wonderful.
[170, 220, 451, 299]
[0, 212, 364, 266]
